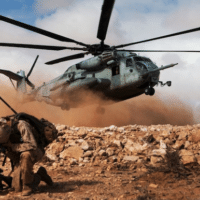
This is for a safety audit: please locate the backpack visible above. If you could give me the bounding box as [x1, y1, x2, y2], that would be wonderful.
[13, 113, 57, 147]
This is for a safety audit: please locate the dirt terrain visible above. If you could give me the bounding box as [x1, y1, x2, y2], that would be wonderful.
[1, 123, 200, 200]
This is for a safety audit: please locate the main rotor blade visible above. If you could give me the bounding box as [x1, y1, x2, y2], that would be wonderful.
[45, 53, 86, 65]
[97, 0, 115, 41]
[0, 15, 89, 47]
[114, 26, 200, 49]
[0, 43, 70, 50]
[0, 43, 88, 51]
[120, 50, 200, 52]
[27, 55, 39, 78]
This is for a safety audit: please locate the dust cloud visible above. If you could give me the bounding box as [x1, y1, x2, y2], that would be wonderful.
[0, 85, 195, 127]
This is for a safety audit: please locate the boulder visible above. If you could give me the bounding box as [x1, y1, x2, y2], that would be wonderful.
[106, 148, 115, 156]
[81, 141, 93, 151]
[60, 146, 83, 160]
[45, 143, 65, 161]
[181, 156, 196, 165]
[123, 156, 139, 162]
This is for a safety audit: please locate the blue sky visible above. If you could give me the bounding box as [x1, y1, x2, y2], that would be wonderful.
[0, 0, 36, 24]
[0, 0, 180, 25]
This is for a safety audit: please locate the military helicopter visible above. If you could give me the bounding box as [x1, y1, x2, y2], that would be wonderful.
[0, 0, 200, 113]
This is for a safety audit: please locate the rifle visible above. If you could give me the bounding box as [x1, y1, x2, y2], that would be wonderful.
[0, 96, 17, 115]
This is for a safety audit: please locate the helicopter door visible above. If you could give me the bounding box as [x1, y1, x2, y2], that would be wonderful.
[111, 66, 120, 88]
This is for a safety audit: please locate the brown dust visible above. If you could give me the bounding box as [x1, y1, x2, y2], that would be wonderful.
[0, 86, 194, 127]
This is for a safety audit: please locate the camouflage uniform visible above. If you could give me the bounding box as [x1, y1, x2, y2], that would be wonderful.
[3, 119, 53, 196]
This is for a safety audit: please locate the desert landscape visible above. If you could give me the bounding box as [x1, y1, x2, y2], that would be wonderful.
[1, 121, 200, 199]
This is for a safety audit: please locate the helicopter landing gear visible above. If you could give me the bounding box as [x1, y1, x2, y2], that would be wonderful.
[158, 81, 172, 87]
[145, 87, 155, 96]
[96, 106, 105, 114]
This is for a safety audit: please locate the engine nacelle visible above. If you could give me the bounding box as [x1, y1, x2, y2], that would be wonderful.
[76, 51, 116, 71]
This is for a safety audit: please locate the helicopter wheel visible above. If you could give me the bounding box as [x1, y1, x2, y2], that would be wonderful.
[96, 106, 105, 114]
[149, 87, 155, 96]
[145, 87, 155, 96]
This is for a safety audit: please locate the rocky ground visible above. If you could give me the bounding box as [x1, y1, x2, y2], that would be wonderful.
[1, 123, 200, 199]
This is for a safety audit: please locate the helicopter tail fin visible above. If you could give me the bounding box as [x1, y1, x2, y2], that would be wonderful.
[0, 56, 38, 92]
[0, 69, 34, 94]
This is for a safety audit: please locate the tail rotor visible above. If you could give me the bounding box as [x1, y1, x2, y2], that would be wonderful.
[0, 55, 39, 92]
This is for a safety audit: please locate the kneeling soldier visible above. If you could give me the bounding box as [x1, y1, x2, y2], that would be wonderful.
[0, 114, 56, 196]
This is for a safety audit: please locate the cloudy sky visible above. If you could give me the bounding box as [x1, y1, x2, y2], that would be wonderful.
[0, 0, 200, 121]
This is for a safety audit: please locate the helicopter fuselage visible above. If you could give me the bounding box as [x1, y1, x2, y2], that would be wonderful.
[32, 51, 161, 110]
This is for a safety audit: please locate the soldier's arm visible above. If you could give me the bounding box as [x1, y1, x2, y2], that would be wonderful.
[10, 120, 37, 152]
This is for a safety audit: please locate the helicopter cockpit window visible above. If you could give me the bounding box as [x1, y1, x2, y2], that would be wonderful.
[126, 58, 133, 67]
[134, 57, 152, 62]
[112, 66, 120, 76]
[136, 62, 148, 73]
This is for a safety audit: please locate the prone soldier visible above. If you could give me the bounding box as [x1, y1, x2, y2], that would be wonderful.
[0, 113, 57, 196]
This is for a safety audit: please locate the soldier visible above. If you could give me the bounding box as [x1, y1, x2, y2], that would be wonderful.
[0, 113, 56, 196]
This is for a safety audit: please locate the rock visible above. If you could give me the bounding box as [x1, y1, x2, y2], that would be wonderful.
[108, 156, 118, 163]
[161, 130, 170, 138]
[76, 139, 84, 143]
[195, 155, 200, 165]
[109, 125, 117, 131]
[160, 140, 167, 149]
[189, 130, 200, 143]
[149, 183, 158, 188]
[125, 140, 147, 153]
[177, 131, 188, 140]
[45, 143, 65, 161]
[181, 155, 196, 165]
[140, 127, 148, 132]
[77, 129, 88, 138]
[173, 140, 185, 150]
[123, 156, 139, 162]
[83, 157, 90, 163]
[151, 156, 163, 165]
[179, 149, 194, 156]
[106, 148, 114, 156]
[152, 149, 166, 156]
[60, 146, 83, 160]
[67, 140, 77, 146]
[113, 140, 122, 147]
[143, 134, 154, 143]
[81, 141, 93, 151]
[117, 127, 125, 133]
[96, 169, 104, 174]
[69, 158, 77, 165]
[99, 149, 107, 157]
[56, 125, 67, 131]
[185, 141, 191, 149]
[82, 151, 93, 158]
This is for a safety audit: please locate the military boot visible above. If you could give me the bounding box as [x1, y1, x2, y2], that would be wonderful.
[36, 167, 53, 186]
[32, 174, 41, 191]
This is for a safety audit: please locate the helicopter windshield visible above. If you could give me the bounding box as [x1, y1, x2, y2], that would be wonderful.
[133, 57, 152, 62]
[126, 58, 133, 67]
[136, 62, 148, 73]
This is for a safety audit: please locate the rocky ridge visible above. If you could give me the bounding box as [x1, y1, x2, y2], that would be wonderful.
[45, 123, 200, 170]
